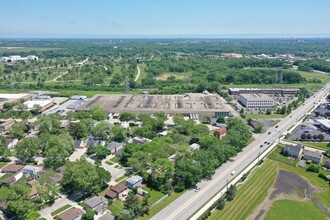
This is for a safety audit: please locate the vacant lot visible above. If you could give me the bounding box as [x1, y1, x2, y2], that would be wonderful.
[264, 200, 328, 220]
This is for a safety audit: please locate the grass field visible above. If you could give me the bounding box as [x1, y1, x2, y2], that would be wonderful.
[271, 120, 281, 127]
[0, 186, 10, 200]
[268, 146, 298, 167]
[209, 160, 278, 220]
[138, 191, 186, 220]
[108, 199, 125, 216]
[110, 157, 120, 163]
[51, 204, 72, 216]
[115, 175, 127, 183]
[264, 200, 328, 220]
[245, 114, 286, 119]
[155, 72, 192, 81]
[143, 187, 166, 204]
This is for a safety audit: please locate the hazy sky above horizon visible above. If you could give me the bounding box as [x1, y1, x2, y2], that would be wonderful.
[1, 0, 329, 38]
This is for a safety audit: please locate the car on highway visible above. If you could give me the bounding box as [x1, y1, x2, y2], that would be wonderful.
[275, 125, 279, 128]
[260, 145, 263, 148]
[268, 132, 271, 135]
[195, 186, 200, 192]
[231, 170, 236, 176]
[264, 141, 267, 144]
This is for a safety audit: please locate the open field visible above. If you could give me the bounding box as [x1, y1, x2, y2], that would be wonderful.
[268, 146, 298, 167]
[245, 114, 286, 119]
[143, 187, 166, 204]
[155, 72, 192, 81]
[265, 200, 328, 220]
[77, 93, 232, 115]
[209, 160, 278, 220]
[0, 47, 58, 54]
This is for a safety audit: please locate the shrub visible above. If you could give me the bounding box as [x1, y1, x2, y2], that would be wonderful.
[306, 164, 320, 173]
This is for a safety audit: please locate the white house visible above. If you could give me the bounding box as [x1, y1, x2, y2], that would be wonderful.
[5, 138, 18, 150]
[8, 55, 21, 62]
[22, 165, 41, 175]
[0, 57, 9, 62]
[27, 55, 38, 61]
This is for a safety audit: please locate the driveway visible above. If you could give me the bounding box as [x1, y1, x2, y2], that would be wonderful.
[101, 155, 126, 185]
[69, 148, 87, 162]
[39, 195, 83, 219]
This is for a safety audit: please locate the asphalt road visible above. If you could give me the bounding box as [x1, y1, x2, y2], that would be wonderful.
[152, 83, 330, 220]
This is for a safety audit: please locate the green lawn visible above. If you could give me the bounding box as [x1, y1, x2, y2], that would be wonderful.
[0, 186, 10, 200]
[209, 160, 278, 220]
[115, 175, 128, 183]
[0, 173, 13, 182]
[245, 114, 286, 119]
[268, 146, 298, 167]
[143, 187, 166, 204]
[106, 161, 114, 166]
[137, 64, 147, 83]
[110, 157, 120, 163]
[287, 141, 329, 151]
[51, 204, 72, 216]
[108, 199, 125, 216]
[264, 200, 327, 220]
[138, 191, 186, 220]
[0, 162, 8, 169]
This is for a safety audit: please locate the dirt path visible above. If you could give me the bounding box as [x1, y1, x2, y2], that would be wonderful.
[134, 65, 141, 82]
[46, 70, 68, 82]
[248, 170, 330, 220]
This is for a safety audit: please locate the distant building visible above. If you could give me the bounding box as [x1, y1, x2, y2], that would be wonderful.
[304, 150, 323, 164]
[133, 137, 151, 144]
[314, 119, 330, 132]
[24, 100, 54, 112]
[2, 176, 16, 186]
[282, 144, 303, 159]
[0, 120, 15, 131]
[238, 93, 274, 108]
[99, 212, 115, 220]
[5, 138, 18, 150]
[1, 163, 23, 174]
[23, 165, 42, 175]
[126, 175, 143, 189]
[107, 141, 124, 155]
[189, 143, 200, 151]
[0, 55, 38, 62]
[71, 95, 87, 100]
[228, 88, 300, 96]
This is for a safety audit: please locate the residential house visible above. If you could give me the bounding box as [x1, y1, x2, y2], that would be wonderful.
[304, 150, 324, 164]
[214, 127, 228, 139]
[84, 196, 108, 215]
[189, 143, 200, 151]
[99, 211, 115, 220]
[74, 140, 86, 148]
[5, 138, 18, 150]
[282, 144, 303, 159]
[29, 188, 39, 199]
[324, 158, 330, 169]
[0, 119, 15, 131]
[2, 176, 16, 186]
[168, 154, 177, 162]
[133, 137, 151, 144]
[58, 208, 84, 220]
[107, 141, 124, 155]
[46, 173, 64, 186]
[27, 179, 40, 188]
[126, 175, 143, 189]
[60, 121, 70, 129]
[106, 183, 129, 200]
[0, 199, 6, 211]
[23, 165, 42, 176]
[1, 163, 23, 174]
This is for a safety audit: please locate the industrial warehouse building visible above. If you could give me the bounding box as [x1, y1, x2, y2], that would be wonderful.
[228, 88, 300, 95]
[238, 93, 274, 108]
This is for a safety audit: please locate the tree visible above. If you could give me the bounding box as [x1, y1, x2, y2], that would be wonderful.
[91, 121, 111, 140]
[93, 145, 109, 159]
[44, 134, 74, 168]
[318, 134, 325, 141]
[90, 105, 106, 121]
[266, 109, 272, 115]
[16, 137, 39, 162]
[226, 184, 237, 201]
[150, 158, 175, 193]
[306, 133, 312, 140]
[124, 191, 139, 216]
[175, 157, 203, 189]
[112, 125, 126, 142]
[216, 116, 225, 124]
[9, 123, 28, 139]
[82, 208, 95, 220]
[62, 158, 111, 195]
[37, 115, 61, 135]
[300, 133, 307, 140]
[26, 210, 41, 220]
[119, 112, 136, 121]
[254, 124, 263, 133]
[69, 122, 88, 139]
[4, 185, 36, 219]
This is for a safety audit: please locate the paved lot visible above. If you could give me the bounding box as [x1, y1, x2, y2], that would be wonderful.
[77, 93, 233, 116]
[69, 148, 87, 162]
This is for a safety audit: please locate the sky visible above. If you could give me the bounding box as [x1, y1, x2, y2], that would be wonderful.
[0, 0, 329, 38]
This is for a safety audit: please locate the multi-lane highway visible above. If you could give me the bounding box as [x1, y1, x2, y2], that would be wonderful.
[151, 83, 330, 220]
